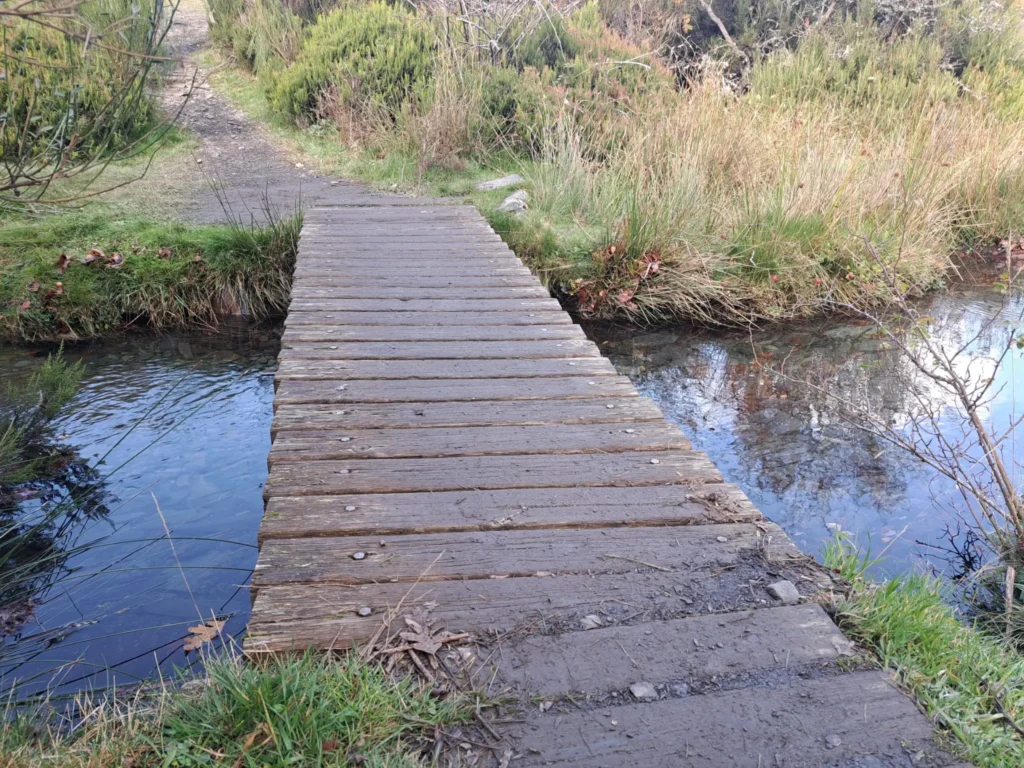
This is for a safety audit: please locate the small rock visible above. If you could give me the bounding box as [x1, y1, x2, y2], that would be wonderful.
[767, 580, 800, 605]
[295, 163, 304, 169]
[351, 552, 366, 561]
[716, 536, 729, 543]
[629, 682, 657, 701]
[671, 683, 690, 697]
[824, 734, 842, 750]
[474, 173, 524, 192]
[650, 458, 660, 464]
[357, 607, 372, 617]
[580, 614, 603, 630]
[538, 701, 553, 712]
[345, 505, 357, 511]
[496, 189, 528, 214]
[379, 539, 387, 547]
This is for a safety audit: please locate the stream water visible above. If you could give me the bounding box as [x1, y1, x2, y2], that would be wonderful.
[0, 284, 1020, 700]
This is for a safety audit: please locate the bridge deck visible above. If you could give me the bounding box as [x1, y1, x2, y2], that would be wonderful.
[248, 201, 964, 767]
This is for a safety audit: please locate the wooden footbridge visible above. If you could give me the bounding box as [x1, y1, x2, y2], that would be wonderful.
[247, 196, 966, 767]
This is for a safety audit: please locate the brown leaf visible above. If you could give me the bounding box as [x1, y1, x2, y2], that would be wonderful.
[321, 738, 340, 753]
[399, 616, 442, 655]
[105, 253, 123, 269]
[28, 282, 40, 293]
[183, 619, 225, 652]
[158, 248, 172, 258]
[56, 254, 71, 274]
[19, 300, 31, 310]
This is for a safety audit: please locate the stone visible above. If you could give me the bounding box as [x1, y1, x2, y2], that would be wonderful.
[357, 607, 372, 617]
[629, 681, 657, 701]
[671, 683, 690, 697]
[474, 174, 524, 192]
[580, 614, 603, 630]
[824, 734, 842, 750]
[496, 189, 528, 214]
[767, 579, 800, 605]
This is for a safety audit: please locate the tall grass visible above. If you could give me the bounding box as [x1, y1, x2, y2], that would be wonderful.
[0, 212, 302, 342]
[0, 651, 471, 767]
[825, 536, 1024, 767]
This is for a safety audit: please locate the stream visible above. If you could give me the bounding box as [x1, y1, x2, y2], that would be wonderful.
[0, 283, 1020, 699]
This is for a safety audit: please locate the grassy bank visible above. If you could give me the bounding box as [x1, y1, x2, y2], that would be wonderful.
[0, 213, 301, 342]
[205, 0, 1024, 325]
[0, 651, 471, 767]
[825, 538, 1024, 767]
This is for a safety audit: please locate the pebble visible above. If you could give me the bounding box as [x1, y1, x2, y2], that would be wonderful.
[580, 614, 603, 630]
[650, 458, 660, 464]
[351, 552, 366, 561]
[345, 505, 356, 511]
[628, 681, 657, 701]
[538, 701, 553, 712]
[624, 429, 635, 433]
[767, 580, 801, 605]
[825, 734, 842, 749]
[357, 607, 372, 617]
[716, 536, 729, 542]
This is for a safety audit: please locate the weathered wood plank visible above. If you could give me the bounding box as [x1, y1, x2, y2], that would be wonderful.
[273, 376, 636, 404]
[291, 274, 539, 287]
[508, 672, 951, 768]
[284, 311, 570, 327]
[263, 450, 722, 496]
[288, 285, 551, 300]
[258, 483, 754, 540]
[293, 266, 532, 278]
[498, 604, 851, 697]
[287, 298, 561, 312]
[280, 325, 585, 343]
[252, 522, 782, 588]
[274, 357, 616, 380]
[278, 339, 599, 360]
[272, 397, 663, 431]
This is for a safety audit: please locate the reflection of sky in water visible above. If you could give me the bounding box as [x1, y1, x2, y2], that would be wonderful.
[589, 288, 1024, 579]
[0, 336, 276, 700]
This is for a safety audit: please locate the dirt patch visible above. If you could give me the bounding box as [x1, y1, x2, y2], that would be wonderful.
[160, 0, 394, 223]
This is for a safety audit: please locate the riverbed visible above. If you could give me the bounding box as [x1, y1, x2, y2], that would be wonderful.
[1, 283, 1020, 699]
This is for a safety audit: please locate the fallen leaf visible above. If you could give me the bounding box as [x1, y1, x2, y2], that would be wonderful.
[56, 254, 71, 274]
[322, 738, 340, 753]
[105, 252, 123, 268]
[19, 300, 31, 310]
[183, 619, 225, 652]
[28, 282, 39, 292]
[399, 616, 442, 655]
[158, 248, 172, 258]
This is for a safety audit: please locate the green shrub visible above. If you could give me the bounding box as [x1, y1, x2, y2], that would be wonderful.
[209, 0, 304, 74]
[267, 2, 435, 121]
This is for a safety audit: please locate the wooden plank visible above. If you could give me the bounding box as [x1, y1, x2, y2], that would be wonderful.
[291, 274, 539, 287]
[278, 339, 599, 360]
[286, 298, 561, 312]
[272, 397, 663, 431]
[498, 604, 851, 697]
[263, 450, 722, 496]
[268, 421, 689, 461]
[288, 285, 551, 300]
[273, 376, 636, 404]
[280, 325, 585, 343]
[284, 311, 571, 327]
[274, 358, 616, 380]
[251, 522, 780, 588]
[259, 483, 754, 540]
[507, 672, 951, 768]
[293, 266, 532, 278]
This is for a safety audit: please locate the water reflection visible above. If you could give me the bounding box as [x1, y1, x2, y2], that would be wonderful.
[0, 333, 277, 701]
[588, 287, 1024, 578]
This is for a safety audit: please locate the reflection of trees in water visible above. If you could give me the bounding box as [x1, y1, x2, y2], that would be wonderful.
[618, 289, 1023, 534]
[0, 458, 110, 639]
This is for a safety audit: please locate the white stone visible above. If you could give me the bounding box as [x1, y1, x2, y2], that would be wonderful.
[496, 189, 528, 214]
[474, 173, 525, 192]
[767, 580, 801, 605]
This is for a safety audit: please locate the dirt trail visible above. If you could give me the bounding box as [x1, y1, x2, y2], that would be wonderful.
[161, 0, 399, 222]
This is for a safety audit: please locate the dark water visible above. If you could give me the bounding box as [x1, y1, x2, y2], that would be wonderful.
[0, 333, 277, 701]
[1, 285, 1020, 700]
[587, 286, 1024, 579]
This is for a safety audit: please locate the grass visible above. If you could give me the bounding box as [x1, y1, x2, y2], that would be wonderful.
[824, 536, 1024, 767]
[0, 651, 472, 767]
[0, 211, 301, 342]
[201, 0, 1024, 326]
